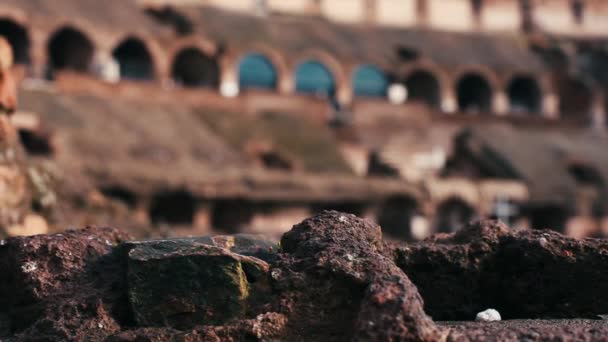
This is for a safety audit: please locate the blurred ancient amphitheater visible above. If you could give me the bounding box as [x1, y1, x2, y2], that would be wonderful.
[0, 0, 607, 240]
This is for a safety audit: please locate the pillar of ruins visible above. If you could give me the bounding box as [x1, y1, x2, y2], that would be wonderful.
[542, 93, 560, 119]
[590, 91, 606, 130]
[364, 0, 377, 25]
[416, 0, 429, 26]
[307, 0, 322, 16]
[441, 86, 457, 114]
[493, 91, 509, 116]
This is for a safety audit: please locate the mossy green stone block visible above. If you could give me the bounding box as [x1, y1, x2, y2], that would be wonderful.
[127, 240, 251, 329]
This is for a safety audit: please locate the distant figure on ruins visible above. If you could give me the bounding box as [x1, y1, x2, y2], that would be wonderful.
[0, 37, 45, 237]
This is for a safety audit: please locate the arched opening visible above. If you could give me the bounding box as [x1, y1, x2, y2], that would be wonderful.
[47, 27, 94, 76]
[557, 77, 592, 121]
[376, 195, 418, 241]
[100, 185, 137, 209]
[0, 19, 30, 65]
[294, 60, 335, 98]
[528, 205, 570, 232]
[112, 38, 155, 81]
[405, 70, 441, 108]
[238, 53, 277, 91]
[149, 190, 196, 225]
[456, 73, 493, 114]
[436, 197, 475, 233]
[352, 64, 388, 98]
[568, 163, 605, 217]
[171, 47, 219, 88]
[18, 128, 53, 157]
[211, 199, 255, 234]
[507, 76, 542, 114]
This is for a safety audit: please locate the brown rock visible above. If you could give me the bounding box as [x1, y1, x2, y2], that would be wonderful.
[127, 238, 270, 329]
[0, 226, 131, 340]
[274, 211, 441, 341]
[396, 219, 608, 320]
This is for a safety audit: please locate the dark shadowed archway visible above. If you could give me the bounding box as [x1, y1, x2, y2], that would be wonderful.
[376, 195, 418, 241]
[150, 190, 196, 225]
[405, 70, 441, 108]
[436, 197, 475, 233]
[507, 76, 542, 114]
[47, 27, 94, 75]
[0, 19, 30, 64]
[112, 38, 155, 81]
[171, 47, 219, 88]
[456, 73, 493, 113]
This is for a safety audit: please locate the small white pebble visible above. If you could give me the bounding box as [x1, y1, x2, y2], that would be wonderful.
[0, 239, 5, 246]
[21, 261, 38, 273]
[271, 269, 282, 280]
[539, 237, 548, 246]
[98, 323, 104, 329]
[345, 254, 354, 261]
[105, 240, 112, 246]
[338, 216, 347, 223]
[475, 309, 501, 322]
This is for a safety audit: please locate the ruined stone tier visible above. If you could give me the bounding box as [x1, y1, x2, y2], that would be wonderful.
[0, 0, 606, 125]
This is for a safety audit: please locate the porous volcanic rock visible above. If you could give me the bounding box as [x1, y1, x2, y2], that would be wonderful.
[0, 226, 132, 340]
[395, 220, 608, 320]
[273, 211, 441, 341]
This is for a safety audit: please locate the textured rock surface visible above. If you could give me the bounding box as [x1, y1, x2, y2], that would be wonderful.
[127, 238, 270, 329]
[2, 214, 608, 341]
[441, 319, 608, 341]
[395, 220, 608, 320]
[0, 227, 132, 340]
[274, 211, 441, 341]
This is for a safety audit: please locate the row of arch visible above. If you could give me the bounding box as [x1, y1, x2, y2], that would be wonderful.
[0, 17, 601, 118]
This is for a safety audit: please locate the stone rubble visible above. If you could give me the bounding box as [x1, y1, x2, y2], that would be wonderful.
[0, 212, 608, 341]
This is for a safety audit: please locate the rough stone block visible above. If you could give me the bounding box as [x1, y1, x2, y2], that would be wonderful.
[127, 239, 269, 329]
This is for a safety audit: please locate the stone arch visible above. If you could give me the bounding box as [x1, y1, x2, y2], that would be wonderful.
[292, 50, 346, 100]
[557, 77, 593, 121]
[436, 197, 475, 233]
[171, 47, 219, 88]
[376, 195, 419, 241]
[455, 72, 494, 114]
[0, 18, 30, 65]
[351, 64, 389, 98]
[294, 59, 336, 97]
[112, 36, 155, 81]
[46, 26, 95, 76]
[223, 44, 289, 92]
[238, 52, 278, 90]
[506, 75, 542, 115]
[404, 69, 442, 108]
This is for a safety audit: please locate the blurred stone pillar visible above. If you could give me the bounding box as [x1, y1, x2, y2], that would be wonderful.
[29, 29, 48, 79]
[416, 0, 429, 26]
[307, 0, 322, 16]
[542, 93, 559, 119]
[364, 0, 377, 25]
[591, 91, 606, 130]
[441, 86, 457, 113]
[493, 91, 509, 116]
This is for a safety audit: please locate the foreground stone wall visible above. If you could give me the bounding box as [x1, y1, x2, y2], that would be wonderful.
[1, 212, 608, 341]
